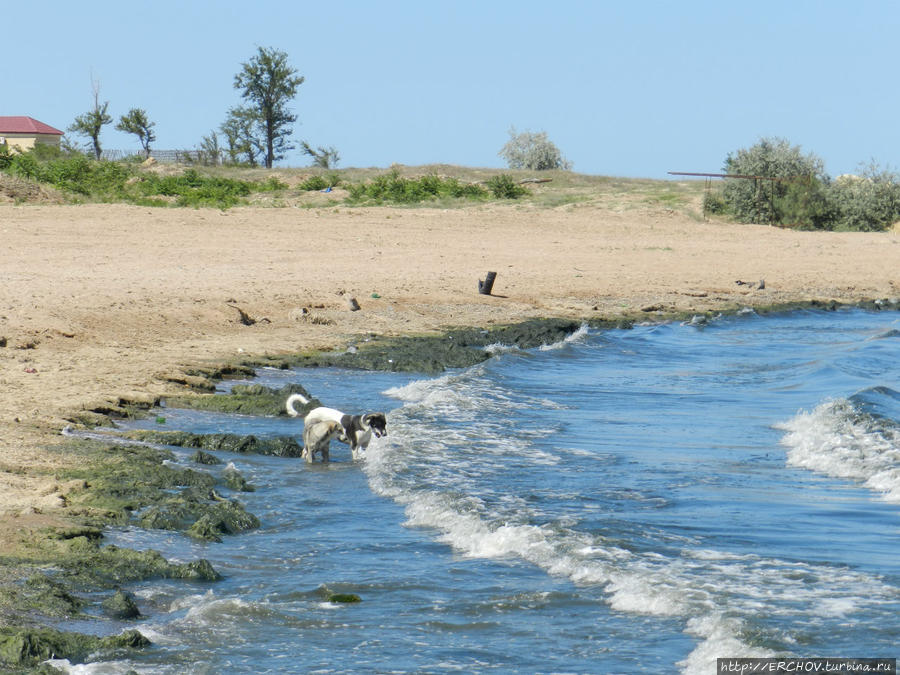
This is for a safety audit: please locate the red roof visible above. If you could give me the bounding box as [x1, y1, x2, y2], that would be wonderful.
[0, 116, 64, 135]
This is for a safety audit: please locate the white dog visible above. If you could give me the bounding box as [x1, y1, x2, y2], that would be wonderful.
[301, 419, 343, 463]
[286, 393, 387, 461]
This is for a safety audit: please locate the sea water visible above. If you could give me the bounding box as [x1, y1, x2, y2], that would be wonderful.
[50, 308, 900, 674]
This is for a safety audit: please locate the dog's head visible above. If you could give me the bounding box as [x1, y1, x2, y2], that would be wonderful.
[364, 413, 388, 438]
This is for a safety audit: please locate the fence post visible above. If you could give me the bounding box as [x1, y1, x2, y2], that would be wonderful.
[478, 272, 497, 295]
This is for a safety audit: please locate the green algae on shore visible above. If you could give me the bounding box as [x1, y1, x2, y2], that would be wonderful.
[0, 437, 236, 670]
[247, 317, 586, 374]
[0, 626, 150, 670]
[164, 383, 318, 416]
[126, 429, 304, 457]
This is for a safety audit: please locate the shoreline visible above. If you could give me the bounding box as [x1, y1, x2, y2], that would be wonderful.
[2, 301, 898, 670]
[1, 200, 898, 667]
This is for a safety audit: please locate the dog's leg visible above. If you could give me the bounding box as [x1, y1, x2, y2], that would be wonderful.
[302, 428, 315, 463]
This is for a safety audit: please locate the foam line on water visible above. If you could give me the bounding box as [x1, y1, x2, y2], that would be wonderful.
[369, 365, 900, 673]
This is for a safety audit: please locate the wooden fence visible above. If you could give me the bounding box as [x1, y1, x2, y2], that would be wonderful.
[100, 149, 220, 164]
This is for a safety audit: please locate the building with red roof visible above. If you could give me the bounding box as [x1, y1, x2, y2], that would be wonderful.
[0, 116, 64, 153]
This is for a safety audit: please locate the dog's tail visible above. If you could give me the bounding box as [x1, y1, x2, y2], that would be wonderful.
[285, 393, 311, 417]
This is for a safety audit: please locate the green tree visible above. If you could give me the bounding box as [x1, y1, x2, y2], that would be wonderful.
[722, 137, 827, 224]
[220, 106, 263, 166]
[774, 177, 838, 230]
[233, 46, 304, 168]
[116, 108, 156, 157]
[499, 127, 572, 171]
[69, 79, 113, 160]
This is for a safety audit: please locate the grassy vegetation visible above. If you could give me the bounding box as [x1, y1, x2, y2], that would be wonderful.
[4, 144, 899, 230]
[345, 167, 493, 204]
[0, 146, 708, 215]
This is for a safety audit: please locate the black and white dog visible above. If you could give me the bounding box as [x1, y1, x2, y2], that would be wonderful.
[286, 393, 387, 461]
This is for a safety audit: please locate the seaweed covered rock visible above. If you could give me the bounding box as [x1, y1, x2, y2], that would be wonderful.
[223, 464, 255, 492]
[192, 450, 223, 465]
[59, 541, 221, 587]
[139, 487, 260, 538]
[316, 584, 362, 604]
[128, 430, 304, 457]
[165, 383, 317, 416]
[186, 504, 261, 542]
[1, 574, 85, 618]
[0, 627, 150, 669]
[101, 590, 141, 619]
[448, 318, 583, 350]
[249, 318, 584, 374]
[59, 442, 217, 525]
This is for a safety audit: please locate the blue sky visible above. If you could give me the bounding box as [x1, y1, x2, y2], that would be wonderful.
[4, 1, 898, 178]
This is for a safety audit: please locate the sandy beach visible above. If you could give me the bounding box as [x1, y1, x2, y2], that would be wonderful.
[1, 199, 898, 533]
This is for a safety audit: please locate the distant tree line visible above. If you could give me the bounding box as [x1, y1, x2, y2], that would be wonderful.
[66, 47, 337, 169]
[64, 48, 581, 174]
[706, 137, 900, 231]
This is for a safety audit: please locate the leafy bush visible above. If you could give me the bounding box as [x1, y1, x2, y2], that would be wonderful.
[258, 176, 288, 192]
[486, 174, 528, 199]
[6, 152, 41, 180]
[702, 189, 727, 215]
[345, 170, 536, 204]
[722, 137, 827, 224]
[499, 127, 572, 171]
[5, 152, 126, 197]
[444, 177, 487, 199]
[0, 150, 272, 208]
[297, 172, 341, 191]
[828, 164, 900, 231]
[774, 177, 838, 230]
[298, 175, 329, 191]
[721, 138, 900, 230]
[138, 169, 252, 208]
[346, 169, 489, 204]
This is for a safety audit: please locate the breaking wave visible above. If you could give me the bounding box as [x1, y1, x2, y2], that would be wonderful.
[778, 387, 900, 503]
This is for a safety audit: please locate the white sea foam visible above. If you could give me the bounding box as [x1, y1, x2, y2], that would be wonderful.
[45, 659, 149, 674]
[371, 367, 900, 674]
[536, 322, 590, 351]
[483, 341, 522, 355]
[777, 397, 900, 502]
[678, 614, 776, 674]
